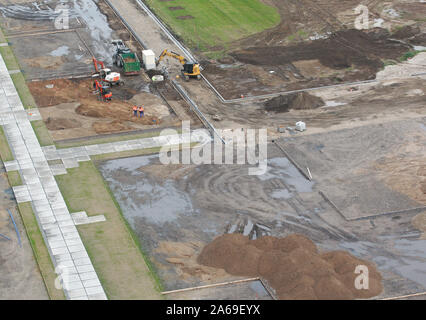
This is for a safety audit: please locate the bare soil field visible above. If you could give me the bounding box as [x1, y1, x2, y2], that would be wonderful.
[98, 121, 426, 299]
[28, 78, 180, 140]
[199, 0, 426, 99]
[184, 73, 426, 135]
[0, 0, 200, 141]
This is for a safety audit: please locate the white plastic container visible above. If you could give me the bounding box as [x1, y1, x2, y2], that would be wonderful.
[295, 121, 306, 132]
[142, 49, 156, 70]
[152, 75, 164, 82]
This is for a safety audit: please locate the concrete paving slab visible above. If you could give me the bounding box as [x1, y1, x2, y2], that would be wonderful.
[64, 280, 84, 291]
[76, 264, 95, 274]
[48, 239, 67, 249]
[79, 271, 98, 281]
[88, 293, 108, 300]
[62, 158, 79, 169]
[85, 285, 104, 295]
[51, 246, 70, 256]
[62, 231, 80, 240]
[74, 257, 91, 267]
[53, 253, 73, 264]
[83, 279, 101, 288]
[0, 52, 106, 300]
[67, 244, 85, 253]
[66, 288, 87, 299]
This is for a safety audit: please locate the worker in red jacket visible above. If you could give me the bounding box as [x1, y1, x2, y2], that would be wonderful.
[138, 106, 144, 118]
[133, 105, 138, 117]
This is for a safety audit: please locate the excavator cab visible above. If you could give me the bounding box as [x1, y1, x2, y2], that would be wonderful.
[182, 63, 201, 80]
[156, 49, 201, 81]
[93, 80, 112, 102]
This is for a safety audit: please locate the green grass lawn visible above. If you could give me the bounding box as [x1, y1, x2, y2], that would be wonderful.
[145, 0, 280, 52]
[0, 46, 20, 70]
[0, 126, 14, 162]
[31, 120, 54, 147]
[56, 161, 163, 299]
[11, 73, 37, 108]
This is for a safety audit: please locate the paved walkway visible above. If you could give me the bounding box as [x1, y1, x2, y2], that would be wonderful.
[38, 132, 208, 173]
[0, 54, 106, 300]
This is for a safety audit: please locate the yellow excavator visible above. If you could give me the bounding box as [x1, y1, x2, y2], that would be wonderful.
[156, 49, 201, 81]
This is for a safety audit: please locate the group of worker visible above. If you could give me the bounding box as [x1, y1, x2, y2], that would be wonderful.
[132, 105, 144, 118]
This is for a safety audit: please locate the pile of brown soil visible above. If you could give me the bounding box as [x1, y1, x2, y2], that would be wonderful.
[198, 234, 383, 300]
[232, 29, 409, 73]
[45, 117, 81, 131]
[92, 120, 132, 134]
[75, 103, 160, 125]
[391, 25, 421, 40]
[264, 92, 324, 113]
[146, 69, 164, 78]
[29, 79, 160, 126]
[168, 6, 183, 10]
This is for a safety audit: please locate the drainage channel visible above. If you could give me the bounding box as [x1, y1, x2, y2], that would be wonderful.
[171, 80, 225, 144]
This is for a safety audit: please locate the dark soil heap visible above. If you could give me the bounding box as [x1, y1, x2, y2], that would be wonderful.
[198, 234, 383, 300]
[264, 92, 324, 113]
[232, 29, 409, 73]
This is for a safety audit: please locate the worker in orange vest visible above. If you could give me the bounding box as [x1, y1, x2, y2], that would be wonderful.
[132, 105, 138, 117]
[138, 106, 144, 118]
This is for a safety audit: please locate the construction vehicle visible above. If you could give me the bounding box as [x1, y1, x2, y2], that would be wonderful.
[112, 40, 141, 75]
[156, 49, 201, 81]
[92, 57, 123, 86]
[93, 80, 112, 102]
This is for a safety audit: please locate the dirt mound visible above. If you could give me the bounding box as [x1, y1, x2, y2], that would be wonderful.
[264, 92, 324, 112]
[92, 120, 132, 134]
[75, 105, 102, 118]
[76, 103, 160, 125]
[146, 69, 164, 78]
[198, 234, 383, 300]
[232, 29, 409, 73]
[392, 25, 421, 40]
[45, 117, 81, 130]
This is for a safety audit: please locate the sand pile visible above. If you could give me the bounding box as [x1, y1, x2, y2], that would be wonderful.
[264, 92, 324, 113]
[198, 234, 383, 300]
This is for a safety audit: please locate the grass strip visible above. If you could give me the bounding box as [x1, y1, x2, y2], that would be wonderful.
[0, 126, 14, 162]
[56, 161, 163, 299]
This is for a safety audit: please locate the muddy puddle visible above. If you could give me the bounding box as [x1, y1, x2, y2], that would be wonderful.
[98, 147, 426, 295]
[98, 151, 325, 290]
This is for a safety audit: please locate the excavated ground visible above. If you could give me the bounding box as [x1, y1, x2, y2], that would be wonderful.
[28, 78, 180, 140]
[199, 0, 426, 99]
[99, 124, 426, 298]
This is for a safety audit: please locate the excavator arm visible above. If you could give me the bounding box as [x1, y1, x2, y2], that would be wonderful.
[156, 49, 187, 66]
[92, 57, 105, 73]
[156, 49, 201, 81]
